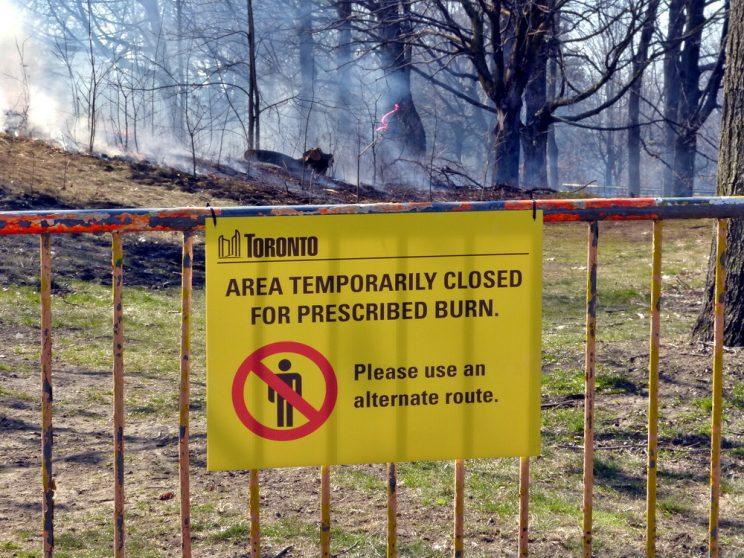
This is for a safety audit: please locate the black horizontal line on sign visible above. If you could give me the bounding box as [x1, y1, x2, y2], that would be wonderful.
[216, 252, 530, 264]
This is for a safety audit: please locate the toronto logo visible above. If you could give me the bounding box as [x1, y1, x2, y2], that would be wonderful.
[218, 229, 242, 259]
[217, 230, 319, 260]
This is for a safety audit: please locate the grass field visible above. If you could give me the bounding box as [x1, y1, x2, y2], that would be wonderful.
[0, 218, 741, 558]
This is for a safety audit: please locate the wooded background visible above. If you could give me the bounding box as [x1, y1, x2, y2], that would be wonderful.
[0, 0, 730, 195]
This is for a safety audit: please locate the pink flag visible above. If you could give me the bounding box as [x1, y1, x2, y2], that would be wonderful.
[376, 103, 400, 132]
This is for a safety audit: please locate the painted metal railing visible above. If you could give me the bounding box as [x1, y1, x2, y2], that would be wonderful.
[2, 196, 743, 558]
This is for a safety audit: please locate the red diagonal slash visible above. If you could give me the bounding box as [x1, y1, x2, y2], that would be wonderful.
[251, 360, 321, 423]
[232, 341, 337, 442]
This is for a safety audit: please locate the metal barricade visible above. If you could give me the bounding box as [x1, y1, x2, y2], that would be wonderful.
[1, 196, 742, 557]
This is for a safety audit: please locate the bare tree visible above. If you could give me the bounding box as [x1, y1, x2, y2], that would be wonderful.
[296, 0, 317, 146]
[693, 0, 744, 345]
[82, 0, 114, 153]
[335, 0, 353, 130]
[662, 0, 728, 196]
[411, 1, 553, 186]
[356, 0, 427, 158]
[19, 0, 728, 193]
[247, 0, 260, 149]
[626, 0, 660, 196]
[410, 1, 658, 188]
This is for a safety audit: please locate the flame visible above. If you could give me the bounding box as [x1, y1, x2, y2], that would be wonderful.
[375, 103, 400, 132]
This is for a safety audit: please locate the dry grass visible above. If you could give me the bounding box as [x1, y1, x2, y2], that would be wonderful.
[0, 135, 233, 209]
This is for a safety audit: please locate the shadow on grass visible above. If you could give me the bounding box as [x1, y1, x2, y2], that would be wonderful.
[594, 458, 645, 496]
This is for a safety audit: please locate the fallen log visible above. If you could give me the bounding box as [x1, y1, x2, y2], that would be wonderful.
[243, 147, 334, 176]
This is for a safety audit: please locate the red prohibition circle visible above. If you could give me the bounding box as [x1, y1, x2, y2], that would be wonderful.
[231, 341, 337, 442]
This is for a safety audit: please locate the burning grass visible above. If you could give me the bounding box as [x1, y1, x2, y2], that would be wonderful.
[0, 134, 564, 214]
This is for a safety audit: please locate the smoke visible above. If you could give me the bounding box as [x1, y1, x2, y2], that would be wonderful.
[1, 0, 718, 194]
[0, 0, 185, 167]
[0, 1, 69, 144]
[0, 0, 445, 188]
[0, 0, 436, 185]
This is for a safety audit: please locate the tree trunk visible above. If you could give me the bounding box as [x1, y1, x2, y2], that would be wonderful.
[627, 0, 659, 197]
[493, 98, 522, 187]
[601, 78, 619, 193]
[86, 0, 97, 154]
[297, 0, 317, 147]
[604, 140, 616, 191]
[336, 0, 352, 132]
[376, 0, 426, 158]
[670, 0, 705, 196]
[693, 0, 743, 345]
[671, 131, 697, 196]
[246, 0, 260, 150]
[385, 69, 427, 158]
[626, 95, 642, 196]
[662, 0, 685, 196]
[467, 79, 491, 173]
[175, 0, 186, 143]
[521, 125, 548, 188]
[547, 43, 559, 190]
[521, 48, 548, 188]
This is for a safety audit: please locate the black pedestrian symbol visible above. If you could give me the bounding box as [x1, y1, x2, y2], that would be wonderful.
[267, 359, 302, 427]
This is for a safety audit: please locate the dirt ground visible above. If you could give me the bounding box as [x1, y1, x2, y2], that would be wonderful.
[0, 136, 742, 557]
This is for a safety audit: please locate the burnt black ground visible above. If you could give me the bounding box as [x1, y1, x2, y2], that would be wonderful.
[0, 183, 207, 290]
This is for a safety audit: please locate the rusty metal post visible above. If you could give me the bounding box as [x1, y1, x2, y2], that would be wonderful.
[583, 221, 598, 558]
[518, 457, 529, 557]
[39, 234, 54, 557]
[709, 219, 728, 558]
[387, 463, 397, 557]
[454, 459, 464, 558]
[249, 469, 260, 558]
[321, 465, 331, 558]
[646, 221, 662, 557]
[179, 232, 193, 558]
[111, 232, 125, 557]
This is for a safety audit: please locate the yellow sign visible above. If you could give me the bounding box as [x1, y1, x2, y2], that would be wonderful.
[206, 210, 542, 470]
